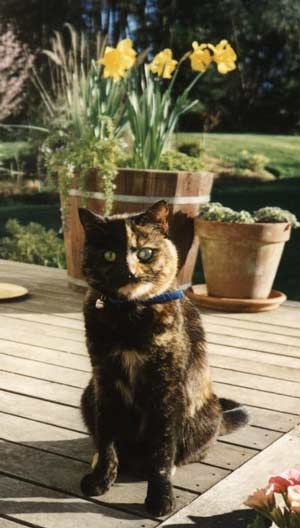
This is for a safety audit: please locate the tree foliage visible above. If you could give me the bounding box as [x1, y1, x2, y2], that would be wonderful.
[1, 0, 300, 132]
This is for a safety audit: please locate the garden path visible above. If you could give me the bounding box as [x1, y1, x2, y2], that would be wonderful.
[0, 259, 299, 527]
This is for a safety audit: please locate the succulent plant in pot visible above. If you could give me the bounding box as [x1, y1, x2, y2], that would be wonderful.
[194, 202, 299, 303]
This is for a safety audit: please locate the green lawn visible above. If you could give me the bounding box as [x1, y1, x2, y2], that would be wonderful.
[1, 134, 300, 178]
[176, 133, 300, 178]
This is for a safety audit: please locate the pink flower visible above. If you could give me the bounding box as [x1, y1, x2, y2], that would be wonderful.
[288, 485, 300, 512]
[267, 469, 300, 494]
[244, 487, 275, 510]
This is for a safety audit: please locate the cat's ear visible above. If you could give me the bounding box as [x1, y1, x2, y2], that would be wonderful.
[78, 208, 105, 233]
[143, 200, 169, 234]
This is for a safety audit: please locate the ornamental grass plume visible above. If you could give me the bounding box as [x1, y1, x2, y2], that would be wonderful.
[245, 469, 300, 528]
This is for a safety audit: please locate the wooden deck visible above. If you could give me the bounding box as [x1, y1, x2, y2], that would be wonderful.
[0, 258, 300, 528]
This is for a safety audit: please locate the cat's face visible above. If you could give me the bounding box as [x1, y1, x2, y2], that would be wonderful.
[79, 201, 178, 300]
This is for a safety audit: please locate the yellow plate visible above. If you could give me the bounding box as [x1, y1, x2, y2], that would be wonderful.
[0, 283, 29, 300]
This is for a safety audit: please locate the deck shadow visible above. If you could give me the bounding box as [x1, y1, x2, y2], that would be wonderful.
[166, 510, 271, 527]
[1, 437, 155, 521]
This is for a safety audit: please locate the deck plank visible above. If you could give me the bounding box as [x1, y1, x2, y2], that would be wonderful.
[0, 371, 81, 407]
[212, 366, 300, 397]
[0, 391, 84, 432]
[0, 354, 89, 387]
[0, 475, 158, 528]
[0, 315, 84, 343]
[208, 343, 300, 371]
[0, 516, 40, 528]
[0, 439, 197, 521]
[159, 426, 300, 526]
[0, 341, 89, 371]
[0, 328, 86, 355]
[1, 259, 300, 528]
[206, 321, 300, 347]
[201, 306, 300, 329]
[207, 332, 300, 357]
[0, 412, 229, 497]
[215, 382, 300, 414]
[0, 307, 84, 330]
[202, 313, 300, 338]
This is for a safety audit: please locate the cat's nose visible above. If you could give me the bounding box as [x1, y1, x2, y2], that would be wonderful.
[118, 271, 136, 284]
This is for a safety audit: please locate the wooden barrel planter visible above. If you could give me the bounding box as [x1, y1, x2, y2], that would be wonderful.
[63, 168, 214, 291]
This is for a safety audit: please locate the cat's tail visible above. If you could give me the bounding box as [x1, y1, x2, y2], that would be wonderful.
[219, 397, 249, 435]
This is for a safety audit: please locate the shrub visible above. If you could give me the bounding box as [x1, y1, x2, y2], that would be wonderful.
[234, 150, 270, 172]
[0, 219, 66, 268]
[177, 141, 204, 158]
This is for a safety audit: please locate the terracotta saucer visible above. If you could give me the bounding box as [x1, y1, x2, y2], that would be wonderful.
[185, 284, 286, 313]
[0, 283, 29, 301]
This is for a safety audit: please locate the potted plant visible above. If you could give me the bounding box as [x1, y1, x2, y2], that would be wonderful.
[39, 28, 238, 289]
[191, 203, 299, 308]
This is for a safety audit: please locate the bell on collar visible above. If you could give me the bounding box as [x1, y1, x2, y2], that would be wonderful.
[95, 298, 104, 309]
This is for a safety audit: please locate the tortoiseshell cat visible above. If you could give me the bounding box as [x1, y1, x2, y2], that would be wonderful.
[79, 201, 248, 516]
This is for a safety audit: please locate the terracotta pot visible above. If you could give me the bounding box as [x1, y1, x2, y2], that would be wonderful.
[63, 168, 214, 291]
[195, 219, 291, 299]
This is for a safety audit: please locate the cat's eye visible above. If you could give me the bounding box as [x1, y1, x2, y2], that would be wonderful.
[137, 247, 153, 262]
[104, 250, 117, 262]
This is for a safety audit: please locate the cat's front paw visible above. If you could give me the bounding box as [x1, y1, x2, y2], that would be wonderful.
[145, 478, 175, 516]
[80, 472, 112, 496]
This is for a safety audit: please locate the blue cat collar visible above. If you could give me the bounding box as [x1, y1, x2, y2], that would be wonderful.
[96, 289, 184, 308]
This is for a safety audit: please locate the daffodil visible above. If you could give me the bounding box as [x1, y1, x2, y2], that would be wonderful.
[211, 40, 237, 74]
[98, 39, 137, 82]
[148, 49, 178, 79]
[190, 42, 213, 72]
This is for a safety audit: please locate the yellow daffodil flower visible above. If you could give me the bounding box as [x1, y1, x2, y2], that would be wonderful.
[98, 39, 137, 82]
[190, 42, 213, 72]
[148, 49, 178, 79]
[211, 40, 237, 74]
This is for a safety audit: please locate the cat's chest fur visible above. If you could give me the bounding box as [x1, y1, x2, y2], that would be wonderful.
[85, 293, 179, 352]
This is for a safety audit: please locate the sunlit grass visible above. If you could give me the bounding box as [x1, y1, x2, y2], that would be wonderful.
[176, 133, 300, 179]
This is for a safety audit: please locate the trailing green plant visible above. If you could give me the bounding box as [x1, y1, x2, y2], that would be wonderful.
[0, 219, 66, 268]
[41, 119, 122, 217]
[116, 149, 205, 172]
[199, 202, 299, 228]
